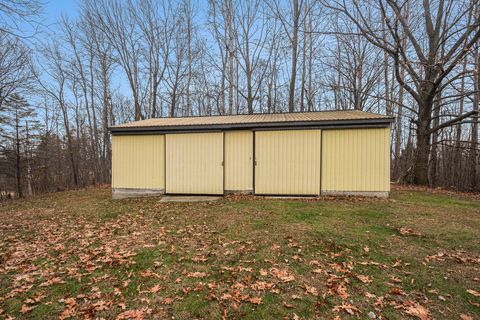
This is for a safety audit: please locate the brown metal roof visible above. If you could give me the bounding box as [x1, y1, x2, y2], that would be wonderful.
[110, 110, 393, 133]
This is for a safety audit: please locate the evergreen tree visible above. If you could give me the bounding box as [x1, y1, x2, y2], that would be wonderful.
[0, 94, 37, 197]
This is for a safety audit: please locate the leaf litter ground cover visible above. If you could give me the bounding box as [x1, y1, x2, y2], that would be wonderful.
[0, 185, 479, 319]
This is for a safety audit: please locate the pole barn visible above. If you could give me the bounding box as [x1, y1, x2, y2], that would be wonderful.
[109, 110, 393, 198]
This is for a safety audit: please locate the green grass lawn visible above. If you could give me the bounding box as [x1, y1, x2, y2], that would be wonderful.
[0, 186, 479, 319]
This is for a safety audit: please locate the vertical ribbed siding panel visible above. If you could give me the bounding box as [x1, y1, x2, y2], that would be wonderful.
[321, 128, 390, 192]
[111, 135, 164, 189]
[165, 132, 223, 194]
[224, 131, 253, 191]
[255, 130, 321, 195]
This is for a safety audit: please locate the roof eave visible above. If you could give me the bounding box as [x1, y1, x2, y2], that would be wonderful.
[109, 117, 394, 134]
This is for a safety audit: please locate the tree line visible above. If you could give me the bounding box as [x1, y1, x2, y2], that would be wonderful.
[0, 0, 479, 198]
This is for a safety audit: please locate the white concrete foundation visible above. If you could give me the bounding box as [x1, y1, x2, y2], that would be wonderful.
[321, 191, 389, 198]
[112, 189, 389, 199]
[224, 190, 253, 195]
[112, 188, 165, 199]
[159, 195, 222, 202]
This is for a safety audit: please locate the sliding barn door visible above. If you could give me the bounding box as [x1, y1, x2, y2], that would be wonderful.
[165, 132, 224, 194]
[255, 130, 321, 195]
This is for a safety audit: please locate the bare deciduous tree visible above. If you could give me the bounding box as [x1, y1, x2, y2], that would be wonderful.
[324, 0, 480, 185]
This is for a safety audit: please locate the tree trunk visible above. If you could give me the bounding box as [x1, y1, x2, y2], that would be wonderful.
[394, 87, 404, 179]
[469, 28, 479, 190]
[307, 13, 313, 111]
[151, 67, 158, 118]
[133, 89, 142, 120]
[89, 54, 99, 185]
[234, 59, 239, 114]
[245, 38, 253, 114]
[186, 3, 192, 116]
[394, 6, 408, 179]
[382, 17, 391, 116]
[430, 98, 441, 186]
[288, 0, 299, 113]
[267, 80, 272, 113]
[227, 0, 234, 115]
[15, 110, 23, 198]
[300, 4, 307, 112]
[220, 35, 227, 115]
[25, 120, 33, 196]
[102, 64, 111, 184]
[170, 83, 178, 118]
[60, 103, 79, 187]
[454, 56, 467, 189]
[413, 99, 433, 185]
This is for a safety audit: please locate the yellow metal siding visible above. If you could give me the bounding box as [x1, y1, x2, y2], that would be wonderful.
[224, 131, 253, 191]
[165, 132, 224, 194]
[112, 135, 165, 189]
[321, 128, 390, 192]
[255, 130, 321, 195]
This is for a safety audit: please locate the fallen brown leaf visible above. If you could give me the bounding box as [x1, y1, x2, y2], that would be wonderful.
[192, 255, 208, 263]
[164, 297, 174, 304]
[304, 284, 318, 296]
[390, 287, 406, 295]
[20, 304, 35, 314]
[187, 272, 207, 278]
[116, 308, 151, 320]
[357, 275, 372, 283]
[398, 227, 421, 236]
[469, 300, 480, 307]
[270, 268, 295, 282]
[39, 277, 65, 287]
[59, 307, 77, 320]
[336, 282, 350, 299]
[466, 289, 480, 297]
[149, 284, 163, 293]
[92, 300, 110, 311]
[403, 302, 431, 320]
[332, 302, 359, 315]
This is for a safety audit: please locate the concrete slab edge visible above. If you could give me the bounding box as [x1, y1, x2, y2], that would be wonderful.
[112, 188, 165, 199]
[321, 191, 389, 198]
[112, 189, 389, 199]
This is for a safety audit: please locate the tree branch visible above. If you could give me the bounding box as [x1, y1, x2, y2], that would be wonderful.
[428, 110, 479, 135]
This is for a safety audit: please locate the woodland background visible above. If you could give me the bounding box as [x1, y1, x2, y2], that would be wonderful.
[0, 0, 479, 198]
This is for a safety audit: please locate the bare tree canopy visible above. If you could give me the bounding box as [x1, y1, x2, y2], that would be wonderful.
[323, 0, 480, 185]
[0, 0, 42, 37]
[1, 0, 479, 198]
